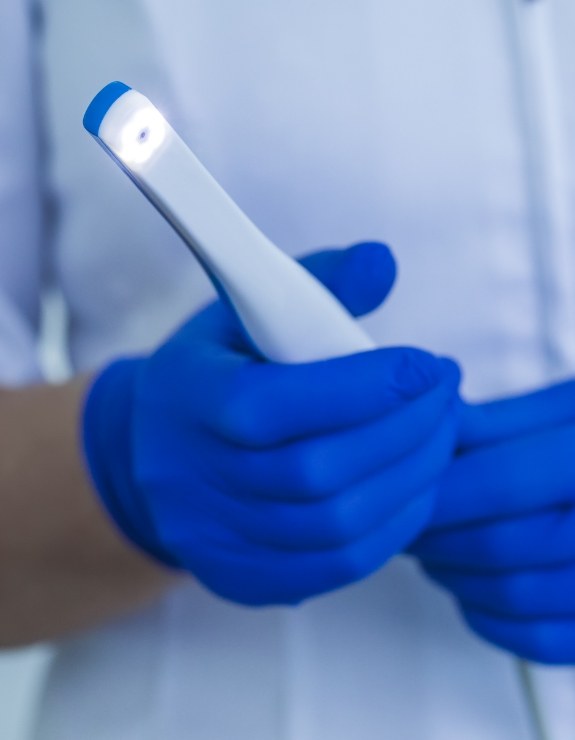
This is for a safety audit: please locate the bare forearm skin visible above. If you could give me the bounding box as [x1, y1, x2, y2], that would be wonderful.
[0, 377, 176, 647]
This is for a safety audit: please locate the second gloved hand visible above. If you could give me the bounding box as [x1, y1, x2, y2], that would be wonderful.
[84, 242, 461, 606]
[413, 381, 575, 663]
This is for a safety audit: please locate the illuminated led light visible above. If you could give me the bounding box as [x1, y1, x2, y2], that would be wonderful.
[116, 106, 167, 165]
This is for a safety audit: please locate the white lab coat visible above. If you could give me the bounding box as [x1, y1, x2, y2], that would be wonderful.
[1, 0, 575, 737]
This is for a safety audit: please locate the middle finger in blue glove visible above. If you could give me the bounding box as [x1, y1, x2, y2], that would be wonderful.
[206, 413, 458, 550]
[413, 506, 575, 572]
[208, 371, 459, 500]
[422, 561, 575, 619]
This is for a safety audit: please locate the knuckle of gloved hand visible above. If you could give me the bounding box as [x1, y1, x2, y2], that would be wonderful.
[391, 348, 445, 400]
[214, 371, 273, 447]
[479, 530, 509, 568]
[523, 624, 566, 664]
[288, 442, 341, 498]
[319, 498, 359, 548]
[329, 544, 372, 588]
[496, 575, 535, 617]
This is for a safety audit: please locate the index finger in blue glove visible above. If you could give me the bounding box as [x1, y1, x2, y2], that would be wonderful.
[459, 380, 575, 450]
[174, 347, 460, 449]
[428, 423, 575, 529]
[413, 507, 575, 572]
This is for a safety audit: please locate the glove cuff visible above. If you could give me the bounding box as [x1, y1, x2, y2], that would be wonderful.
[82, 358, 179, 568]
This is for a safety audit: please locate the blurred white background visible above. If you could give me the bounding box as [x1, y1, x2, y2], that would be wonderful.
[0, 293, 70, 739]
[0, 648, 52, 739]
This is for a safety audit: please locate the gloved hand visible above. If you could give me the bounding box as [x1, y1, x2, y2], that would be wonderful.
[83, 242, 461, 606]
[412, 381, 575, 663]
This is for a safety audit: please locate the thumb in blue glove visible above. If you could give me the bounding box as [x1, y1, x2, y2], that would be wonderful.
[84, 242, 461, 606]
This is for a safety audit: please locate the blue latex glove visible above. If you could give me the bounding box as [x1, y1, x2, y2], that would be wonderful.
[84, 242, 461, 606]
[412, 381, 575, 663]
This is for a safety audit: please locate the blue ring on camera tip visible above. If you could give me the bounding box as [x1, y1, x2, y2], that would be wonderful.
[83, 82, 132, 136]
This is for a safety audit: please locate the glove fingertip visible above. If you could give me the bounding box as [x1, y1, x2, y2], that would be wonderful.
[343, 241, 397, 317]
[389, 348, 448, 399]
[438, 357, 463, 390]
[299, 242, 397, 317]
